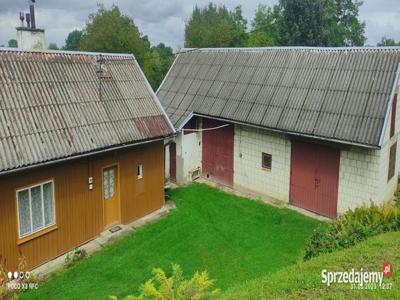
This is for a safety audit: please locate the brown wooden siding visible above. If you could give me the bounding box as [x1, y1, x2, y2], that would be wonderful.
[0, 141, 164, 271]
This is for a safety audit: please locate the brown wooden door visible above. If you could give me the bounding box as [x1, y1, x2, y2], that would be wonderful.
[202, 118, 234, 187]
[103, 165, 120, 228]
[170, 142, 176, 182]
[290, 141, 339, 218]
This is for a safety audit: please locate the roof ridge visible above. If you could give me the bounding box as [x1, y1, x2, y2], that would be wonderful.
[0, 47, 135, 58]
[180, 46, 400, 53]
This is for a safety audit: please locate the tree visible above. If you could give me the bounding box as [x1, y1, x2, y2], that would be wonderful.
[185, 2, 247, 47]
[279, 0, 325, 46]
[71, 5, 174, 91]
[79, 5, 147, 65]
[324, 0, 366, 46]
[48, 43, 60, 50]
[149, 43, 174, 89]
[248, 4, 280, 46]
[7, 39, 17, 48]
[248, 0, 366, 47]
[64, 30, 82, 51]
[377, 36, 400, 46]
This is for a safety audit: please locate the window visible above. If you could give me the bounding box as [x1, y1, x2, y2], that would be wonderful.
[388, 142, 397, 181]
[262, 153, 272, 170]
[137, 163, 143, 179]
[17, 181, 55, 238]
[390, 94, 397, 138]
[103, 168, 115, 200]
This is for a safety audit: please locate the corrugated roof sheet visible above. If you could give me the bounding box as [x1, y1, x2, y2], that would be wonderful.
[0, 49, 174, 173]
[157, 47, 400, 147]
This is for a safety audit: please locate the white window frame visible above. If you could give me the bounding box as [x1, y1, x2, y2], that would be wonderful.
[137, 163, 143, 179]
[16, 180, 56, 239]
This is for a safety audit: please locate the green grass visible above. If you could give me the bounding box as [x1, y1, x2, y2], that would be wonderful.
[222, 231, 400, 299]
[21, 183, 322, 300]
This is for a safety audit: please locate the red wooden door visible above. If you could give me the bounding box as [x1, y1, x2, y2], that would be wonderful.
[169, 142, 176, 182]
[290, 140, 339, 218]
[202, 118, 234, 187]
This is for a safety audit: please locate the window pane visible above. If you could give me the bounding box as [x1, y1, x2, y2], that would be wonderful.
[104, 170, 109, 199]
[388, 143, 397, 180]
[31, 186, 44, 232]
[18, 190, 31, 237]
[137, 164, 143, 179]
[262, 153, 272, 169]
[109, 169, 115, 197]
[43, 182, 55, 226]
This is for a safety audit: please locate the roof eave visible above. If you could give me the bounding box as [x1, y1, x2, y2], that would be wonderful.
[0, 135, 171, 177]
[183, 113, 380, 150]
[379, 63, 400, 147]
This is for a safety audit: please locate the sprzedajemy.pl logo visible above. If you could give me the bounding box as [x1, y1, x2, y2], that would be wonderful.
[321, 262, 393, 290]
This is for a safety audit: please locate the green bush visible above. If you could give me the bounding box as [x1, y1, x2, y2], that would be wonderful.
[64, 248, 87, 268]
[110, 264, 220, 300]
[304, 200, 400, 260]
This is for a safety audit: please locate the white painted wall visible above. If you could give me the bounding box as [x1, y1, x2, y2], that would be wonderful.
[16, 28, 45, 50]
[173, 129, 202, 185]
[233, 125, 291, 202]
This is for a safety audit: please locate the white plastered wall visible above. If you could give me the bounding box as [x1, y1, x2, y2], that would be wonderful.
[172, 127, 202, 185]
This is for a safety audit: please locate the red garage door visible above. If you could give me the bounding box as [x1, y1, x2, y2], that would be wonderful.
[202, 118, 234, 187]
[290, 140, 340, 218]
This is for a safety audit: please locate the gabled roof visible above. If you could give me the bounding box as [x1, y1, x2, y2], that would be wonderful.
[0, 48, 174, 174]
[157, 47, 400, 148]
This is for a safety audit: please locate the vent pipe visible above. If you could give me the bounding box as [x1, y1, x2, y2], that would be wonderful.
[19, 12, 25, 27]
[29, 0, 36, 29]
[26, 13, 31, 28]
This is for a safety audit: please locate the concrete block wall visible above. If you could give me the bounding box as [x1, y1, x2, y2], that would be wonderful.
[337, 147, 381, 213]
[233, 125, 291, 202]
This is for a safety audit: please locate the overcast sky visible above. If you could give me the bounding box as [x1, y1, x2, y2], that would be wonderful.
[0, 0, 399, 49]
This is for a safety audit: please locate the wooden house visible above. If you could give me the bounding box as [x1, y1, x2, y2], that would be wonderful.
[0, 48, 174, 270]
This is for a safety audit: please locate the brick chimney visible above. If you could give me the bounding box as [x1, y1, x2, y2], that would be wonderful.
[16, 0, 45, 50]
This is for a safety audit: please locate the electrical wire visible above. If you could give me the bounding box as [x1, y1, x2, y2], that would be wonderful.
[182, 124, 231, 133]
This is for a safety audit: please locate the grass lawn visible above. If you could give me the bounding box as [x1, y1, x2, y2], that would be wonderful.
[222, 231, 400, 299]
[21, 183, 322, 300]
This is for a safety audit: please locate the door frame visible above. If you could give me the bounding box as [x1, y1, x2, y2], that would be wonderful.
[101, 163, 121, 229]
[169, 142, 177, 182]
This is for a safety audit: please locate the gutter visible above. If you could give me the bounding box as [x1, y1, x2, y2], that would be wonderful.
[0, 137, 166, 177]
[190, 113, 380, 150]
[379, 63, 400, 147]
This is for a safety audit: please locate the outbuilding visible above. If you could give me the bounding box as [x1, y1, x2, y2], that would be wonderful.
[0, 48, 174, 270]
[157, 47, 400, 219]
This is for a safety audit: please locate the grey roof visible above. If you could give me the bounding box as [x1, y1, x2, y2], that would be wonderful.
[0, 48, 174, 173]
[157, 47, 400, 148]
